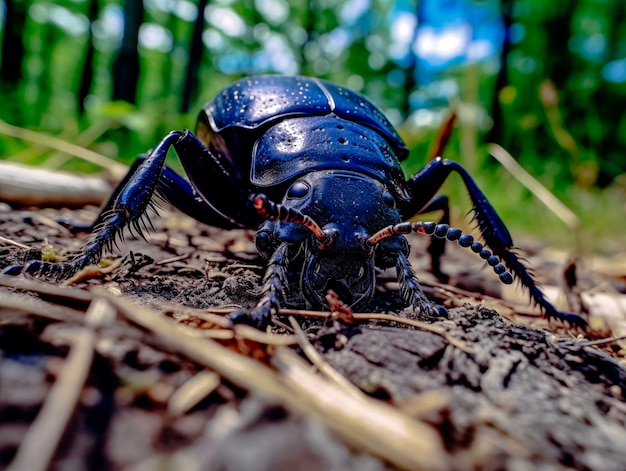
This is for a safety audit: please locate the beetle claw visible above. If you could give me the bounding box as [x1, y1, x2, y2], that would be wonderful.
[434, 305, 448, 317]
[548, 310, 588, 331]
[419, 302, 448, 318]
[229, 310, 256, 326]
[1, 264, 24, 276]
[410, 291, 446, 318]
[22, 260, 78, 282]
[229, 308, 274, 329]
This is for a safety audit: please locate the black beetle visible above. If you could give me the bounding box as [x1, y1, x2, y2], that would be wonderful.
[4, 76, 586, 329]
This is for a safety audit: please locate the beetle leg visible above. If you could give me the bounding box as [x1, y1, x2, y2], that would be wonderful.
[402, 157, 586, 329]
[5, 131, 183, 279]
[3, 130, 256, 280]
[157, 162, 248, 229]
[173, 131, 258, 227]
[402, 157, 514, 250]
[395, 251, 447, 317]
[114, 137, 251, 230]
[56, 154, 241, 232]
[231, 242, 290, 328]
[416, 195, 450, 282]
[54, 157, 149, 234]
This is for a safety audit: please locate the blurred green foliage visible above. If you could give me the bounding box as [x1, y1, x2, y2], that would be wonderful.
[0, 0, 624, 249]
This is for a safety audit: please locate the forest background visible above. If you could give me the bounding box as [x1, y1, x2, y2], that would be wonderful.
[0, 0, 624, 253]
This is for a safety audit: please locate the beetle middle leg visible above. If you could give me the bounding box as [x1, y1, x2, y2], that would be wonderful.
[415, 194, 450, 282]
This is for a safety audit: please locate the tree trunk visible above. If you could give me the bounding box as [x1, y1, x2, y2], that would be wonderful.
[112, 0, 144, 104]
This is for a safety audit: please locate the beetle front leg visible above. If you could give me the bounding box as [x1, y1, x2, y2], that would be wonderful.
[231, 242, 290, 328]
[3, 130, 254, 280]
[395, 251, 447, 317]
[401, 157, 514, 251]
[401, 157, 586, 328]
[3, 131, 184, 279]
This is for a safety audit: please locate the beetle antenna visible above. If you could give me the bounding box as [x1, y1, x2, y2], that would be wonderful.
[367, 221, 513, 285]
[252, 194, 328, 243]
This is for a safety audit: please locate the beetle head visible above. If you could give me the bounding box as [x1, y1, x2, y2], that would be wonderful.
[260, 170, 402, 309]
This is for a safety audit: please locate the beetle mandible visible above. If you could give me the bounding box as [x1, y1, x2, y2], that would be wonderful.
[3, 76, 586, 329]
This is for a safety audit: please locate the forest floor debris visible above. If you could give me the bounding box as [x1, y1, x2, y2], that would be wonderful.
[1, 203, 625, 470]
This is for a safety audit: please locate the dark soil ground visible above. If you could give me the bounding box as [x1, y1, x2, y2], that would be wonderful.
[1, 201, 625, 470]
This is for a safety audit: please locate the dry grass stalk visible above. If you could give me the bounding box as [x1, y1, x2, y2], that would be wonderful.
[0, 235, 30, 249]
[6, 329, 94, 471]
[172, 306, 233, 328]
[103, 290, 449, 470]
[0, 273, 94, 305]
[0, 291, 85, 323]
[5, 298, 115, 471]
[271, 347, 449, 471]
[170, 307, 298, 345]
[167, 371, 221, 417]
[233, 324, 299, 346]
[156, 253, 192, 265]
[428, 110, 457, 162]
[205, 306, 469, 351]
[0, 119, 127, 180]
[288, 316, 363, 398]
[351, 313, 470, 352]
[103, 288, 299, 396]
[487, 143, 580, 230]
[577, 334, 626, 348]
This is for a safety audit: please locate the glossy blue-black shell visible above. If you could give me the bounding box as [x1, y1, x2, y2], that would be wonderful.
[196, 76, 410, 201]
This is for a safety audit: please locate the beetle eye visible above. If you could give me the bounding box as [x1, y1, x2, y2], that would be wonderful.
[287, 181, 310, 199]
[383, 191, 396, 209]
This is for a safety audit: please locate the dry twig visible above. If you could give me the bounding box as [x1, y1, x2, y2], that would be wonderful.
[6, 298, 115, 471]
[167, 371, 221, 417]
[0, 119, 127, 179]
[0, 235, 30, 249]
[205, 305, 470, 352]
[288, 316, 363, 398]
[103, 290, 449, 470]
